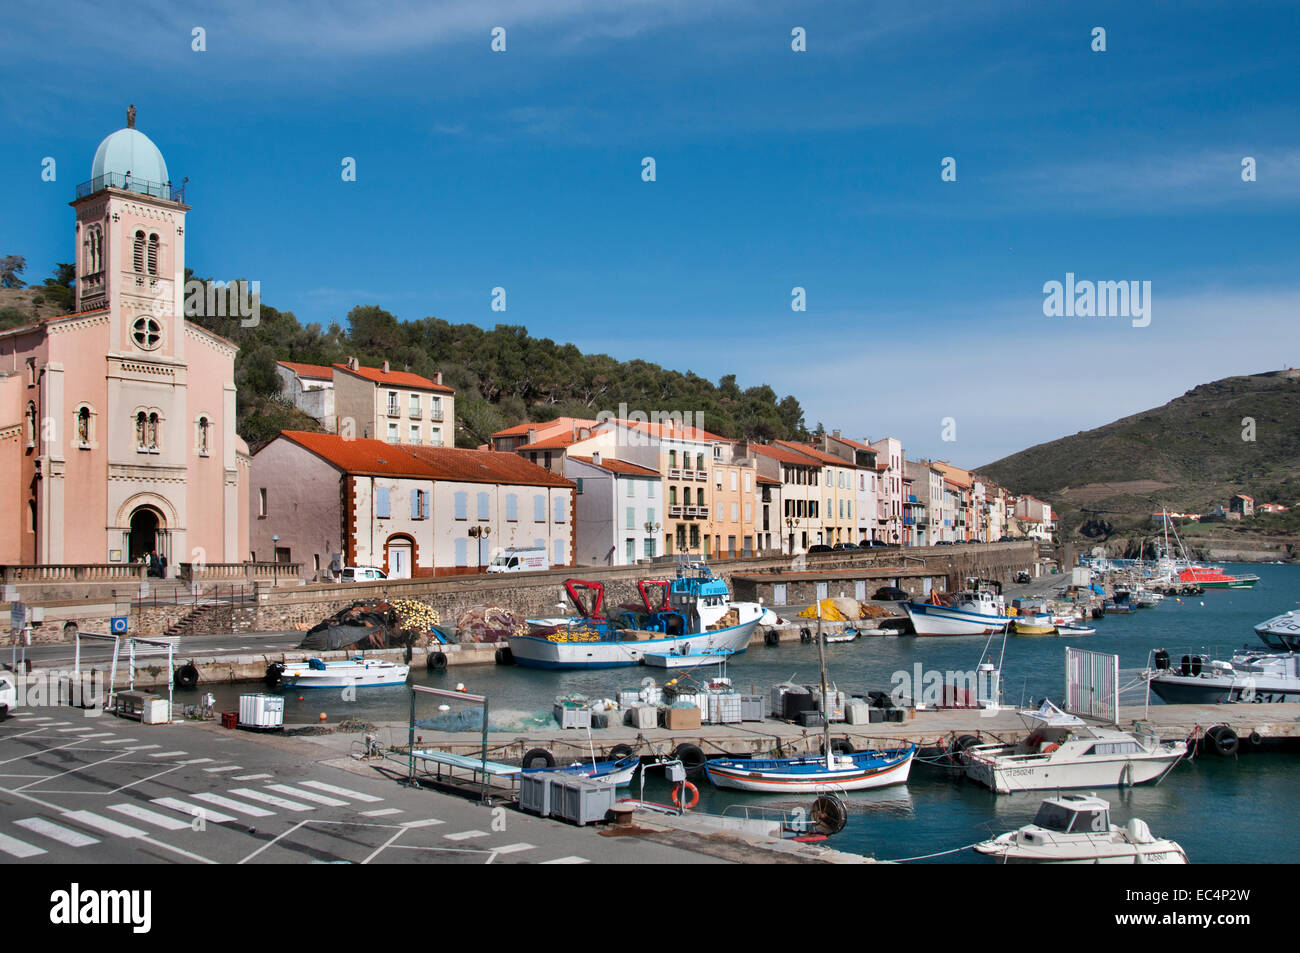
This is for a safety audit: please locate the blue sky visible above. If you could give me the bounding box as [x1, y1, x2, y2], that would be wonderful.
[3, 0, 1297, 463]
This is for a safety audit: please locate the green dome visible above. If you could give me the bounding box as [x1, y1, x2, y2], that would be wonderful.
[90, 127, 170, 196]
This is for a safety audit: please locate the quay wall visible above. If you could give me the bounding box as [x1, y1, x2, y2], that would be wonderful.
[11, 542, 1041, 640]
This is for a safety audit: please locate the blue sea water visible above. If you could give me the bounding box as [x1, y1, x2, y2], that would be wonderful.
[186, 563, 1300, 863]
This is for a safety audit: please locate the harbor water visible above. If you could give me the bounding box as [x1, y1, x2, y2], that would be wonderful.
[180, 562, 1300, 863]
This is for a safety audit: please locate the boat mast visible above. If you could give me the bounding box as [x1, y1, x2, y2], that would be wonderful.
[814, 595, 832, 767]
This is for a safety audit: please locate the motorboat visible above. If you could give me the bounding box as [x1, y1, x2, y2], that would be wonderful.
[643, 647, 736, 669]
[1013, 614, 1057, 636]
[280, 656, 409, 688]
[525, 755, 642, 787]
[1256, 610, 1300, 652]
[974, 794, 1188, 864]
[703, 745, 915, 793]
[1056, 622, 1097, 636]
[1178, 566, 1259, 589]
[904, 585, 1012, 637]
[962, 700, 1188, 793]
[1147, 648, 1300, 704]
[509, 560, 763, 669]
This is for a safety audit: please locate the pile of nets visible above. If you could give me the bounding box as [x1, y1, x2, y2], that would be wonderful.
[456, 605, 520, 643]
[392, 599, 440, 634]
[415, 708, 557, 733]
[299, 601, 405, 651]
[796, 597, 899, 621]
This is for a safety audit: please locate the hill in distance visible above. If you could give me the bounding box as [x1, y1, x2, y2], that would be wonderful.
[980, 369, 1300, 538]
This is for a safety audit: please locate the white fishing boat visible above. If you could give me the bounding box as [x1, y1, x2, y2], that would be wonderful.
[963, 700, 1187, 793]
[280, 656, 410, 688]
[904, 586, 1012, 637]
[643, 647, 735, 669]
[974, 794, 1188, 864]
[510, 561, 763, 670]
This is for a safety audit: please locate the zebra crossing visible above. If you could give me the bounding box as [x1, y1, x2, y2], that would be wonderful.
[0, 710, 591, 864]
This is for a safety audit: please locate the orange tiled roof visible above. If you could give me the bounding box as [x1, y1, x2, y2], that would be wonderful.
[492, 417, 598, 438]
[333, 363, 454, 394]
[0, 307, 110, 338]
[774, 440, 857, 468]
[516, 432, 587, 452]
[278, 361, 334, 380]
[279, 432, 572, 487]
[568, 455, 661, 477]
[750, 443, 825, 467]
[608, 418, 726, 442]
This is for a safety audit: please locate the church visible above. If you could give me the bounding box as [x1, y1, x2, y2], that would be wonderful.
[0, 109, 249, 573]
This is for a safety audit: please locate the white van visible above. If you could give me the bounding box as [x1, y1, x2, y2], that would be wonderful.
[0, 671, 16, 721]
[337, 566, 388, 583]
[486, 547, 550, 574]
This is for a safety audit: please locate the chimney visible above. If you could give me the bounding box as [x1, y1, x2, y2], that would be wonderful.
[434, 371, 443, 385]
[592, 451, 602, 465]
[382, 360, 390, 374]
[833, 429, 841, 439]
[347, 356, 359, 371]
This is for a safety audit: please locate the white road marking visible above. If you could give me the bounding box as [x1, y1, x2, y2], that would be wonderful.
[125, 744, 160, 751]
[177, 758, 215, 765]
[298, 780, 382, 802]
[232, 773, 273, 781]
[444, 829, 489, 841]
[101, 738, 139, 745]
[56, 727, 95, 734]
[151, 798, 237, 824]
[108, 804, 191, 831]
[0, 831, 46, 858]
[360, 808, 402, 817]
[267, 784, 347, 806]
[14, 818, 99, 847]
[400, 818, 445, 828]
[202, 765, 243, 774]
[493, 842, 537, 855]
[148, 750, 188, 758]
[190, 792, 274, 817]
[540, 856, 590, 864]
[229, 788, 314, 812]
[79, 732, 115, 739]
[62, 810, 147, 839]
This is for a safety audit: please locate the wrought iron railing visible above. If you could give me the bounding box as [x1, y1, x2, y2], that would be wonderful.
[76, 172, 184, 201]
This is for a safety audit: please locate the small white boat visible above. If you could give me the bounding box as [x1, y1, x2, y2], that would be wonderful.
[823, 630, 858, 644]
[974, 794, 1188, 864]
[704, 746, 916, 793]
[280, 656, 410, 688]
[1056, 622, 1097, 636]
[963, 700, 1188, 793]
[643, 647, 735, 669]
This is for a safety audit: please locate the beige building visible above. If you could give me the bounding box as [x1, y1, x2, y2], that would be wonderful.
[332, 357, 455, 446]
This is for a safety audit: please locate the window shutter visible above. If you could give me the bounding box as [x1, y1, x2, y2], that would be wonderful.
[534, 494, 545, 522]
[422, 492, 430, 520]
[454, 491, 467, 520]
[411, 490, 420, 519]
[477, 492, 490, 520]
[376, 487, 390, 518]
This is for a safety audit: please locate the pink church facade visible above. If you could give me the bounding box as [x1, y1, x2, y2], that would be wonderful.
[0, 112, 249, 572]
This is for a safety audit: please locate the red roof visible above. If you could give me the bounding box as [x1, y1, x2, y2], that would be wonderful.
[610, 419, 726, 442]
[0, 307, 110, 338]
[492, 417, 598, 438]
[333, 363, 454, 394]
[827, 434, 878, 454]
[774, 440, 857, 468]
[278, 361, 334, 380]
[750, 443, 825, 467]
[516, 432, 585, 451]
[757, 476, 782, 486]
[568, 455, 661, 477]
[277, 432, 572, 487]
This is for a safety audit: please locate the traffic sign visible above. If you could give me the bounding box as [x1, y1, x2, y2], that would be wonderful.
[110, 616, 129, 634]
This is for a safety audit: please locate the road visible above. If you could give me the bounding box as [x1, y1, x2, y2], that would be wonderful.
[17, 630, 304, 667]
[0, 707, 726, 865]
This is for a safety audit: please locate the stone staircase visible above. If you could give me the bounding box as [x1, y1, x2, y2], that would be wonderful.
[163, 603, 219, 637]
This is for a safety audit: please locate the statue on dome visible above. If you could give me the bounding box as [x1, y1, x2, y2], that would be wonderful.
[127, 104, 136, 129]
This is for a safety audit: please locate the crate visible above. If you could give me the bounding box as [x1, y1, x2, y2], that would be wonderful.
[884, 708, 904, 723]
[520, 771, 559, 817]
[640, 687, 663, 706]
[553, 704, 592, 729]
[741, 695, 764, 722]
[819, 690, 847, 723]
[799, 710, 826, 729]
[617, 691, 641, 708]
[239, 693, 284, 730]
[663, 706, 702, 730]
[220, 711, 238, 729]
[625, 705, 657, 730]
[557, 777, 616, 826]
[707, 693, 743, 725]
[845, 702, 872, 725]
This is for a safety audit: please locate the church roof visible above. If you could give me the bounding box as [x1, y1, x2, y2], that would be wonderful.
[90, 127, 171, 197]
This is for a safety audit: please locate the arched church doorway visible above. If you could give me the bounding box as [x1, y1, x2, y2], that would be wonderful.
[128, 507, 161, 563]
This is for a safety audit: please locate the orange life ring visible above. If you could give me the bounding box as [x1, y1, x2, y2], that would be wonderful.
[672, 781, 700, 810]
[1041, 742, 1060, 753]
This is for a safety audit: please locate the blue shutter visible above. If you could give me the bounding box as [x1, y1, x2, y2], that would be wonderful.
[454, 539, 468, 566]
[422, 492, 430, 520]
[553, 496, 565, 522]
[506, 494, 518, 521]
[411, 490, 420, 519]
[454, 491, 467, 520]
[553, 539, 563, 565]
[376, 486, 390, 518]
[534, 494, 545, 522]
[477, 492, 490, 520]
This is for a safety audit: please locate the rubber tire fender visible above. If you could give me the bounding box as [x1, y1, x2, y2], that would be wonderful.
[672, 743, 707, 773]
[494, 646, 515, 666]
[522, 747, 555, 769]
[175, 663, 199, 690]
[427, 651, 448, 671]
[608, 743, 635, 761]
[764, 629, 780, 646]
[1206, 724, 1238, 757]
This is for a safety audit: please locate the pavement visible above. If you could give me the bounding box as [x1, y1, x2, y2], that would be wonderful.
[18, 630, 305, 667]
[0, 706, 730, 865]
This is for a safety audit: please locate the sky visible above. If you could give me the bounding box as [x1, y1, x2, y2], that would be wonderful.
[2, 0, 1297, 464]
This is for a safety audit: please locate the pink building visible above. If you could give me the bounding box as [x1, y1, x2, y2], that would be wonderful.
[0, 111, 249, 571]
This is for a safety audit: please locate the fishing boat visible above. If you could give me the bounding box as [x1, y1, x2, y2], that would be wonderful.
[703, 599, 916, 793]
[643, 647, 735, 669]
[974, 794, 1188, 864]
[903, 583, 1012, 637]
[279, 656, 409, 688]
[525, 755, 641, 787]
[509, 560, 764, 670]
[962, 700, 1187, 793]
[1056, 622, 1097, 636]
[1146, 648, 1300, 704]
[1255, 610, 1300, 651]
[1012, 614, 1057, 636]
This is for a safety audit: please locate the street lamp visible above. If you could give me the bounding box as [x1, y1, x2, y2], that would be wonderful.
[271, 535, 279, 586]
[468, 525, 491, 572]
[643, 521, 661, 561]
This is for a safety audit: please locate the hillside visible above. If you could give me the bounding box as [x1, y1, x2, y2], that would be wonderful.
[0, 269, 810, 452]
[981, 370, 1300, 540]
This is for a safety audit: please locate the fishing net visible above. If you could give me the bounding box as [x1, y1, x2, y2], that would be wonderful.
[455, 605, 520, 643]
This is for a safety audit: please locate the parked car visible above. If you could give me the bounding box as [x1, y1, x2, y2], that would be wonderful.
[935, 540, 953, 546]
[831, 542, 859, 551]
[0, 671, 15, 721]
[338, 566, 387, 583]
[807, 545, 833, 554]
[1015, 571, 1032, 584]
[998, 536, 1013, 542]
[872, 586, 909, 601]
[862, 540, 890, 549]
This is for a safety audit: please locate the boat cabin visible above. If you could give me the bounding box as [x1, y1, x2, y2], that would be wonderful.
[1030, 794, 1111, 834]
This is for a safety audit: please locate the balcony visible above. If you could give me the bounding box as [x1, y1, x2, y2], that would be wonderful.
[409, 407, 423, 419]
[430, 410, 444, 422]
[669, 505, 685, 517]
[693, 469, 709, 481]
[76, 172, 185, 202]
[668, 468, 683, 479]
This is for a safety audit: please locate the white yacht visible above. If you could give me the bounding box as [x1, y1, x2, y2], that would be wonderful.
[963, 700, 1187, 793]
[1256, 610, 1300, 652]
[1147, 648, 1300, 704]
[280, 656, 410, 689]
[974, 794, 1188, 864]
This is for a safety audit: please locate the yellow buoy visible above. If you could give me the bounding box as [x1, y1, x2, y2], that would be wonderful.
[319, 713, 328, 722]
